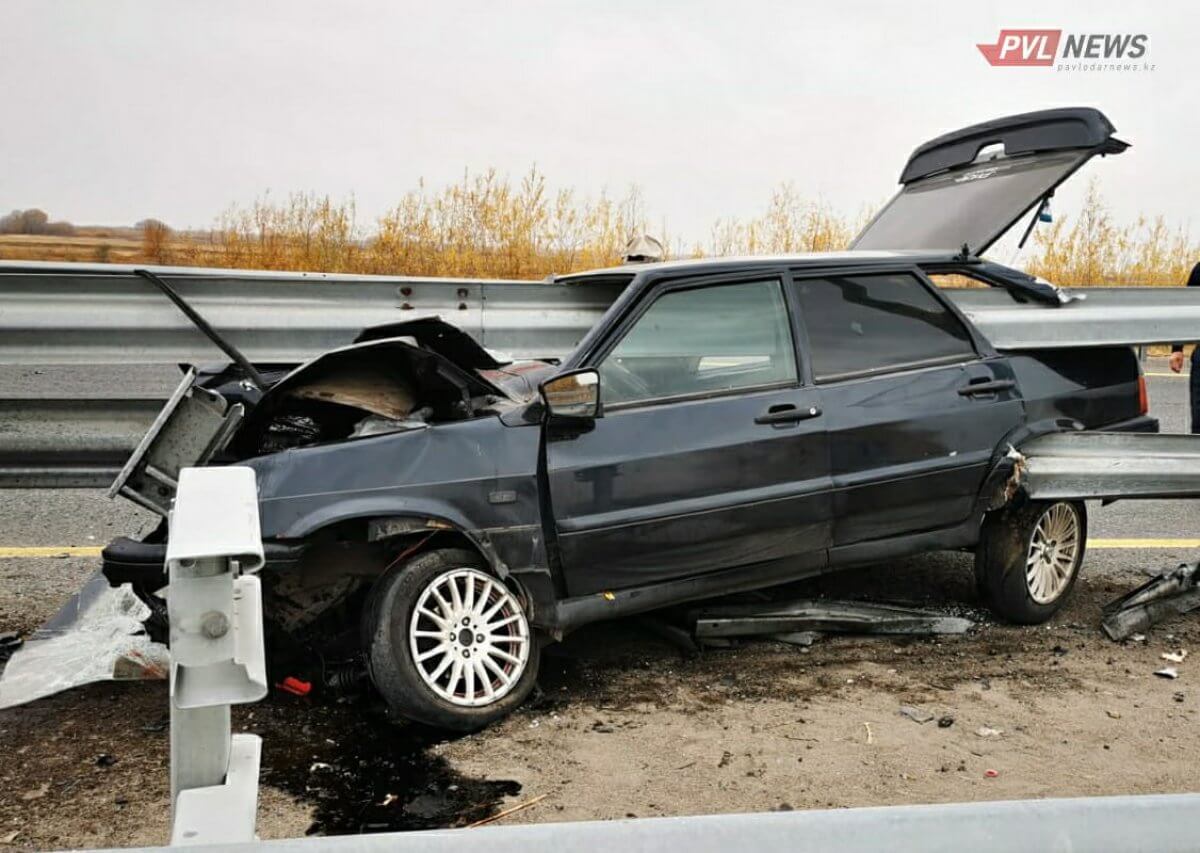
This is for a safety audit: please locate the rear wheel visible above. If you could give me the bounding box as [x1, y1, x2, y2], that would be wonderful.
[975, 500, 1087, 624]
[363, 548, 540, 731]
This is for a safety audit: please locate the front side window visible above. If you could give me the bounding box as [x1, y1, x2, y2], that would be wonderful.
[794, 273, 976, 381]
[599, 279, 797, 406]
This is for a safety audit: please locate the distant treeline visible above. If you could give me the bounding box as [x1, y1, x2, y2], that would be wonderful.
[0, 208, 76, 237]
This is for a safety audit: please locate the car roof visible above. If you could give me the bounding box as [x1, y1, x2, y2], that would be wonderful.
[553, 250, 963, 284]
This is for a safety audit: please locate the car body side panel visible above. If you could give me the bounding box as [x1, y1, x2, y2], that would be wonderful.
[1007, 347, 1143, 429]
[244, 417, 547, 576]
[546, 387, 832, 596]
[819, 358, 1025, 545]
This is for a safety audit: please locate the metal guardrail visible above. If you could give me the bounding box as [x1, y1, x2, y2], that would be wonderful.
[0, 261, 1189, 367]
[0, 260, 621, 365]
[0, 397, 160, 488]
[951, 286, 1200, 350]
[0, 260, 1194, 489]
[1019, 431, 1200, 500]
[113, 792, 1200, 852]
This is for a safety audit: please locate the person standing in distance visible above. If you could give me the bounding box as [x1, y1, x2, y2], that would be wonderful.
[1168, 262, 1200, 432]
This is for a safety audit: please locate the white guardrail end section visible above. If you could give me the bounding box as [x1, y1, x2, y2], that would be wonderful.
[166, 466, 266, 846]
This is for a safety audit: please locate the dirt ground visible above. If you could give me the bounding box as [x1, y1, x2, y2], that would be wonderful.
[2, 551, 1199, 850]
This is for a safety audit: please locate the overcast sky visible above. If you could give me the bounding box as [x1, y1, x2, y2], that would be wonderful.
[0, 0, 1194, 254]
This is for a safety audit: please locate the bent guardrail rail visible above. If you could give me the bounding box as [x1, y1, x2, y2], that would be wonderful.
[0, 259, 1196, 489]
[0, 260, 622, 365]
[0, 260, 1191, 367]
[166, 466, 266, 846]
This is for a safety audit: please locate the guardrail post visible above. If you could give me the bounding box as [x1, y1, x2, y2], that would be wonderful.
[166, 466, 267, 846]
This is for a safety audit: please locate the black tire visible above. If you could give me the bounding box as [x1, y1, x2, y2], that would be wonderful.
[975, 500, 1087, 624]
[362, 547, 540, 731]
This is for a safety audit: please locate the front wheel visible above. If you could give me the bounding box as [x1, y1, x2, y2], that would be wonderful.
[363, 548, 540, 731]
[975, 500, 1087, 624]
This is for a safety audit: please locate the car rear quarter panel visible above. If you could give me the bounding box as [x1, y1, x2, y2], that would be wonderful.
[1008, 347, 1143, 429]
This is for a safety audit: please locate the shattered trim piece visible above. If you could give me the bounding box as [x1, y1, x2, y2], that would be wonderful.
[0, 570, 168, 709]
[1102, 562, 1200, 641]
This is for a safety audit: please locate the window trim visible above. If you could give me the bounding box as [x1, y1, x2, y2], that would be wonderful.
[789, 267, 981, 385]
[810, 352, 976, 386]
[589, 273, 802, 412]
[602, 378, 801, 414]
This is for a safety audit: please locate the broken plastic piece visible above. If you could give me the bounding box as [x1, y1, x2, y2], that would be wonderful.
[0, 570, 168, 709]
[899, 706, 935, 724]
[1102, 562, 1200, 641]
[0, 632, 22, 658]
[770, 631, 822, 648]
[276, 676, 312, 696]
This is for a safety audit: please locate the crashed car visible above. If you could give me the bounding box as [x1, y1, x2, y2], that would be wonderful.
[94, 107, 1162, 730]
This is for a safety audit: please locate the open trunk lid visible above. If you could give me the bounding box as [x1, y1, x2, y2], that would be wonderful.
[851, 107, 1128, 255]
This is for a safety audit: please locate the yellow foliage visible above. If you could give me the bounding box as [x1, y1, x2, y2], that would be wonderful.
[1026, 179, 1198, 286]
[3, 168, 1195, 288]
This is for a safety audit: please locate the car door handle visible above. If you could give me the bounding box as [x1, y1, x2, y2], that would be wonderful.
[755, 404, 822, 425]
[957, 379, 1016, 397]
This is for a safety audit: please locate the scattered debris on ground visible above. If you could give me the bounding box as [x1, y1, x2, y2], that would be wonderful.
[1102, 562, 1200, 641]
[0, 571, 167, 709]
[691, 599, 974, 643]
[8, 551, 1200, 848]
[899, 706, 935, 724]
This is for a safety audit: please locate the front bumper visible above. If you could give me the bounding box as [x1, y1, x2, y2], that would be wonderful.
[101, 536, 306, 588]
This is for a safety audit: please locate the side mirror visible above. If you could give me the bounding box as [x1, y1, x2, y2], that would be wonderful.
[540, 369, 601, 420]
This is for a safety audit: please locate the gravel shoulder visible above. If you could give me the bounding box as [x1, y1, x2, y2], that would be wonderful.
[3, 553, 1200, 849]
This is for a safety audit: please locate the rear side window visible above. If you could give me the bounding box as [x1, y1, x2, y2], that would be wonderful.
[794, 273, 976, 381]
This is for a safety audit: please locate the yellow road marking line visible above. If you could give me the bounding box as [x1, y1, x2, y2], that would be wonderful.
[1145, 372, 1188, 378]
[0, 546, 103, 558]
[1090, 538, 1200, 549]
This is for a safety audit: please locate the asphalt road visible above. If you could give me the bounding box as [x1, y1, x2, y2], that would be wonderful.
[0, 357, 1197, 631]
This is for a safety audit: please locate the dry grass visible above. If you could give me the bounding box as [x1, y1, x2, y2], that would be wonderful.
[1, 172, 1195, 286]
[1026, 180, 1198, 287]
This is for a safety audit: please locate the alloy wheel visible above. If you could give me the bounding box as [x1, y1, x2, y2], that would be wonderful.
[1026, 502, 1081, 604]
[408, 568, 530, 707]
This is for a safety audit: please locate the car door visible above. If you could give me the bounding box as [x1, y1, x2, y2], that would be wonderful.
[545, 274, 832, 597]
[790, 269, 1025, 548]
